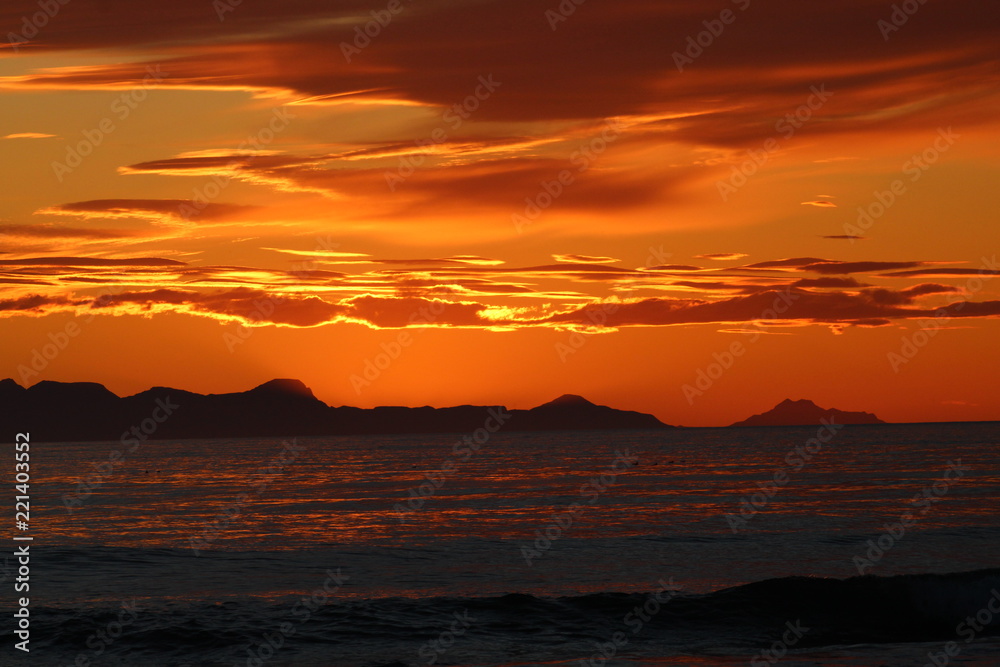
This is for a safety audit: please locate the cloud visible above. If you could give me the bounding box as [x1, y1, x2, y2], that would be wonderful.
[44, 287, 490, 329]
[2, 132, 57, 139]
[120, 153, 315, 177]
[644, 264, 703, 272]
[0, 294, 77, 312]
[802, 261, 926, 274]
[264, 251, 507, 267]
[38, 199, 257, 224]
[2, 0, 996, 140]
[344, 295, 486, 328]
[263, 248, 371, 260]
[535, 290, 1000, 330]
[695, 253, 748, 261]
[821, 235, 866, 241]
[117, 147, 694, 228]
[882, 267, 1000, 278]
[901, 283, 962, 297]
[0, 225, 139, 239]
[860, 284, 957, 306]
[801, 201, 838, 208]
[0, 252, 996, 332]
[14, 0, 986, 246]
[92, 287, 349, 327]
[444, 256, 507, 267]
[744, 257, 831, 270]
[552, 254, 620, 264]
[362, 256, 507, 267]
[666, 281, 768, 294]
[0, 256, 184, 267]
[792, 277, 867, 288]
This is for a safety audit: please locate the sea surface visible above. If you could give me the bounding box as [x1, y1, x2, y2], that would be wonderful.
[3, 422, 1000, 666]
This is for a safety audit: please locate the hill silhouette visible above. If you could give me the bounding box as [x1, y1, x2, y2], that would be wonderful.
[0, 379, 671, 442]
[731, 398, 886, 427]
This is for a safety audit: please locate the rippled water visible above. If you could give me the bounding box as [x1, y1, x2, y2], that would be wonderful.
[4, 423, 1000, 665]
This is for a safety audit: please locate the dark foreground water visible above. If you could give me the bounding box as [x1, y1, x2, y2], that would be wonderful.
[2, 422, 999, 665]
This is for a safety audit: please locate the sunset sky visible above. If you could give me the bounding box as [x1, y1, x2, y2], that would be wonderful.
[1, 0, 998, 426]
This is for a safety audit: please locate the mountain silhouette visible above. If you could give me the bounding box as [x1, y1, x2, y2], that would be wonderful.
[513, 394, 666, 430]
[0, 379, 671, 442]
[731, 398, 886, 427]
[540, 394, 593, 407]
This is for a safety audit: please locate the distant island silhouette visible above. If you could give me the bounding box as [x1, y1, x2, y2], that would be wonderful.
[730, 398, 886, 427]
[0, 378, 670, 442]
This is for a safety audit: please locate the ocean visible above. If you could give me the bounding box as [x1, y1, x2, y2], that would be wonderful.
[3, 422, 999, 666]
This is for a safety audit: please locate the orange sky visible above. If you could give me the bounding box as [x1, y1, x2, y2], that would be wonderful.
[1, 0, 998, 425]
